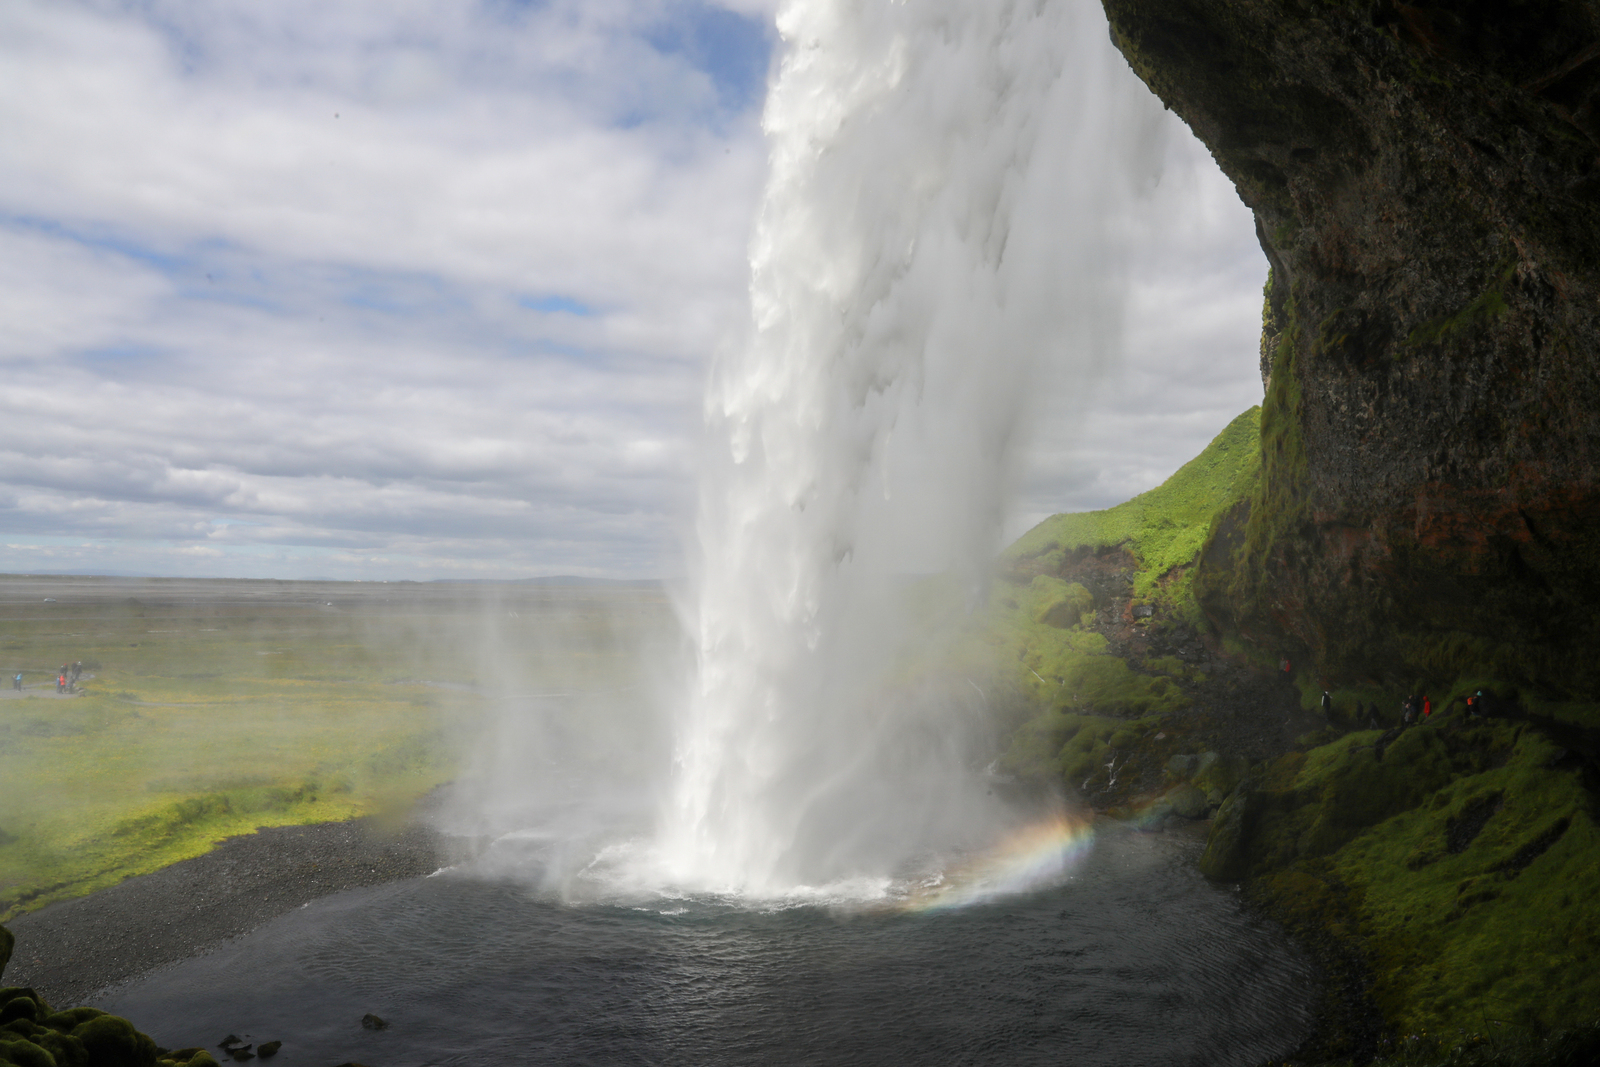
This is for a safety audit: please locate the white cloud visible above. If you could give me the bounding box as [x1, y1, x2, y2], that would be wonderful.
[0, 0, 1263, 580]
[0, 0, 772, 578]
[1011, 127, 1267, 534]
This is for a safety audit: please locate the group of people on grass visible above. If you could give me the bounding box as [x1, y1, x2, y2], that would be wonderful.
[55, 661, 83, 693]
[1316, 684, 1499, 730]
[10, 661, 83, 693]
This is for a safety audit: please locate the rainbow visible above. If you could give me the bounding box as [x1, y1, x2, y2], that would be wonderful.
[898, 813, 1097, 912]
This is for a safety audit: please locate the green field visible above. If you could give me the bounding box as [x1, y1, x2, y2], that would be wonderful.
[0, 575, 675, 920]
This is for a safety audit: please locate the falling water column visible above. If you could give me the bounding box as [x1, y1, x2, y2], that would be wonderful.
[664, 0, 1171, 896]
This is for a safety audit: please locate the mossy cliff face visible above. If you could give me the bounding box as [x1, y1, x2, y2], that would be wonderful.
[1103, 0, 1600, 693]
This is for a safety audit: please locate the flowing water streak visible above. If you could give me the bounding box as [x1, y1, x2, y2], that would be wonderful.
[663, 0, 1171, 895]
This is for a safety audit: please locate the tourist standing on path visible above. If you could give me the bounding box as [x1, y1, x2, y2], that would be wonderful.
[11, 673, 20, 691]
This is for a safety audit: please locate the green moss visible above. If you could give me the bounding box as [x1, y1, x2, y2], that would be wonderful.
[1245, 286, 1309, 567]
[1030, 576, 1093, 629]
[1333, 728, 1600, 1035]
[980, 574, 1184, 711]
[996, 708, 1169, 794]
[985, 409, 1269, 799]
[1403, 258, 1517, 349]
[1218, 711, 1600, 1044]
[1190, 277, 1314, 668]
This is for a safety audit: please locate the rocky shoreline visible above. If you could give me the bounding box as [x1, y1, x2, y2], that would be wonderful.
[4, 814, 449, 1011]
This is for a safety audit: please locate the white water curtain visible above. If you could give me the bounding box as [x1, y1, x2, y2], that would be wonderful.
[666, 0, 1171, 894]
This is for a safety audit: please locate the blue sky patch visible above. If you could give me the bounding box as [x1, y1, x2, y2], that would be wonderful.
[518, 294, 595, 316]
[649, 2, 773, 113]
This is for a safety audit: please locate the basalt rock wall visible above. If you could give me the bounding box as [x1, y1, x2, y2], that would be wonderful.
[1102, 0, 1600, 692]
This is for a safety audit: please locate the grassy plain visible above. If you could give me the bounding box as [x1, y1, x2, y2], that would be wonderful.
[0, 575, 674, 920]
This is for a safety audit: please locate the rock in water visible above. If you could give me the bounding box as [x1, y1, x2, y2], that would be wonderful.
[1192, 754, 1249, 807]
[255, 1041, 281, 1058]
[1199, 788, 1252, 881]
[1169, 784, 1212, 820]
[359, 1014, 387, 1031]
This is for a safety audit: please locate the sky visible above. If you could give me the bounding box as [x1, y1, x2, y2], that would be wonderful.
[0, 0, 1266, 582]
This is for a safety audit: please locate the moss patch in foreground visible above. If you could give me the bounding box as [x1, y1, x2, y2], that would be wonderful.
[0, 980, 228, 1067]
[1226, 707, 1600, 1052]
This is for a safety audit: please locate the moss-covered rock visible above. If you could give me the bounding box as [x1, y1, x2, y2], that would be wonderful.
[1191, 752, 1249, 806]
[155, 1050, 218, 1067]
[1199, 786, 1253, 881]
[0, 977, 163, 1067]
[68, 1014, 156, 1067]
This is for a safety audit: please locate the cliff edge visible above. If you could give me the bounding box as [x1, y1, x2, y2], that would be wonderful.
[1103, 0, 1600, 693]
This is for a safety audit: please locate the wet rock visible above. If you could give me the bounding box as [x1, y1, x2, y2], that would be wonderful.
[1199, 788, 1253, 881]
[1192, 753, 1249, 806]
[1165, 751, 1218, 782]
[1169, 784, 1212, 820]
[359, 1014, 387, 1031]
[255, 1041, 280, 1058]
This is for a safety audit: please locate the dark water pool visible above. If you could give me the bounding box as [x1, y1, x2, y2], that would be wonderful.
[102, 828, 1314, 1066]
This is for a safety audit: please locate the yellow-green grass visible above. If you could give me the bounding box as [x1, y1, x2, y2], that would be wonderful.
[0, 576, 675, 919]
[1004, 406, 1262, 624]
[974, 414, 1265, 786]
[982, 574, 1191, 732]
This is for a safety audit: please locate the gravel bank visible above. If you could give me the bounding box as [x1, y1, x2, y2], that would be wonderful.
[4, 814, 452, 1008]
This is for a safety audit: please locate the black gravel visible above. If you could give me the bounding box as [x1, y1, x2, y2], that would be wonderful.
[3, 814, 451, 1008]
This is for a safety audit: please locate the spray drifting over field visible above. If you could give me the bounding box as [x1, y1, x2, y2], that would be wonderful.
[660, 0, 1171, 894]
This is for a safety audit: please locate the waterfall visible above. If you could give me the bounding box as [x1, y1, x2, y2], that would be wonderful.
[660, 0, 1171, 895]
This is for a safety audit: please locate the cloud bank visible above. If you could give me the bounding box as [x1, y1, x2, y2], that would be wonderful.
[0, 0, 1262, 580]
